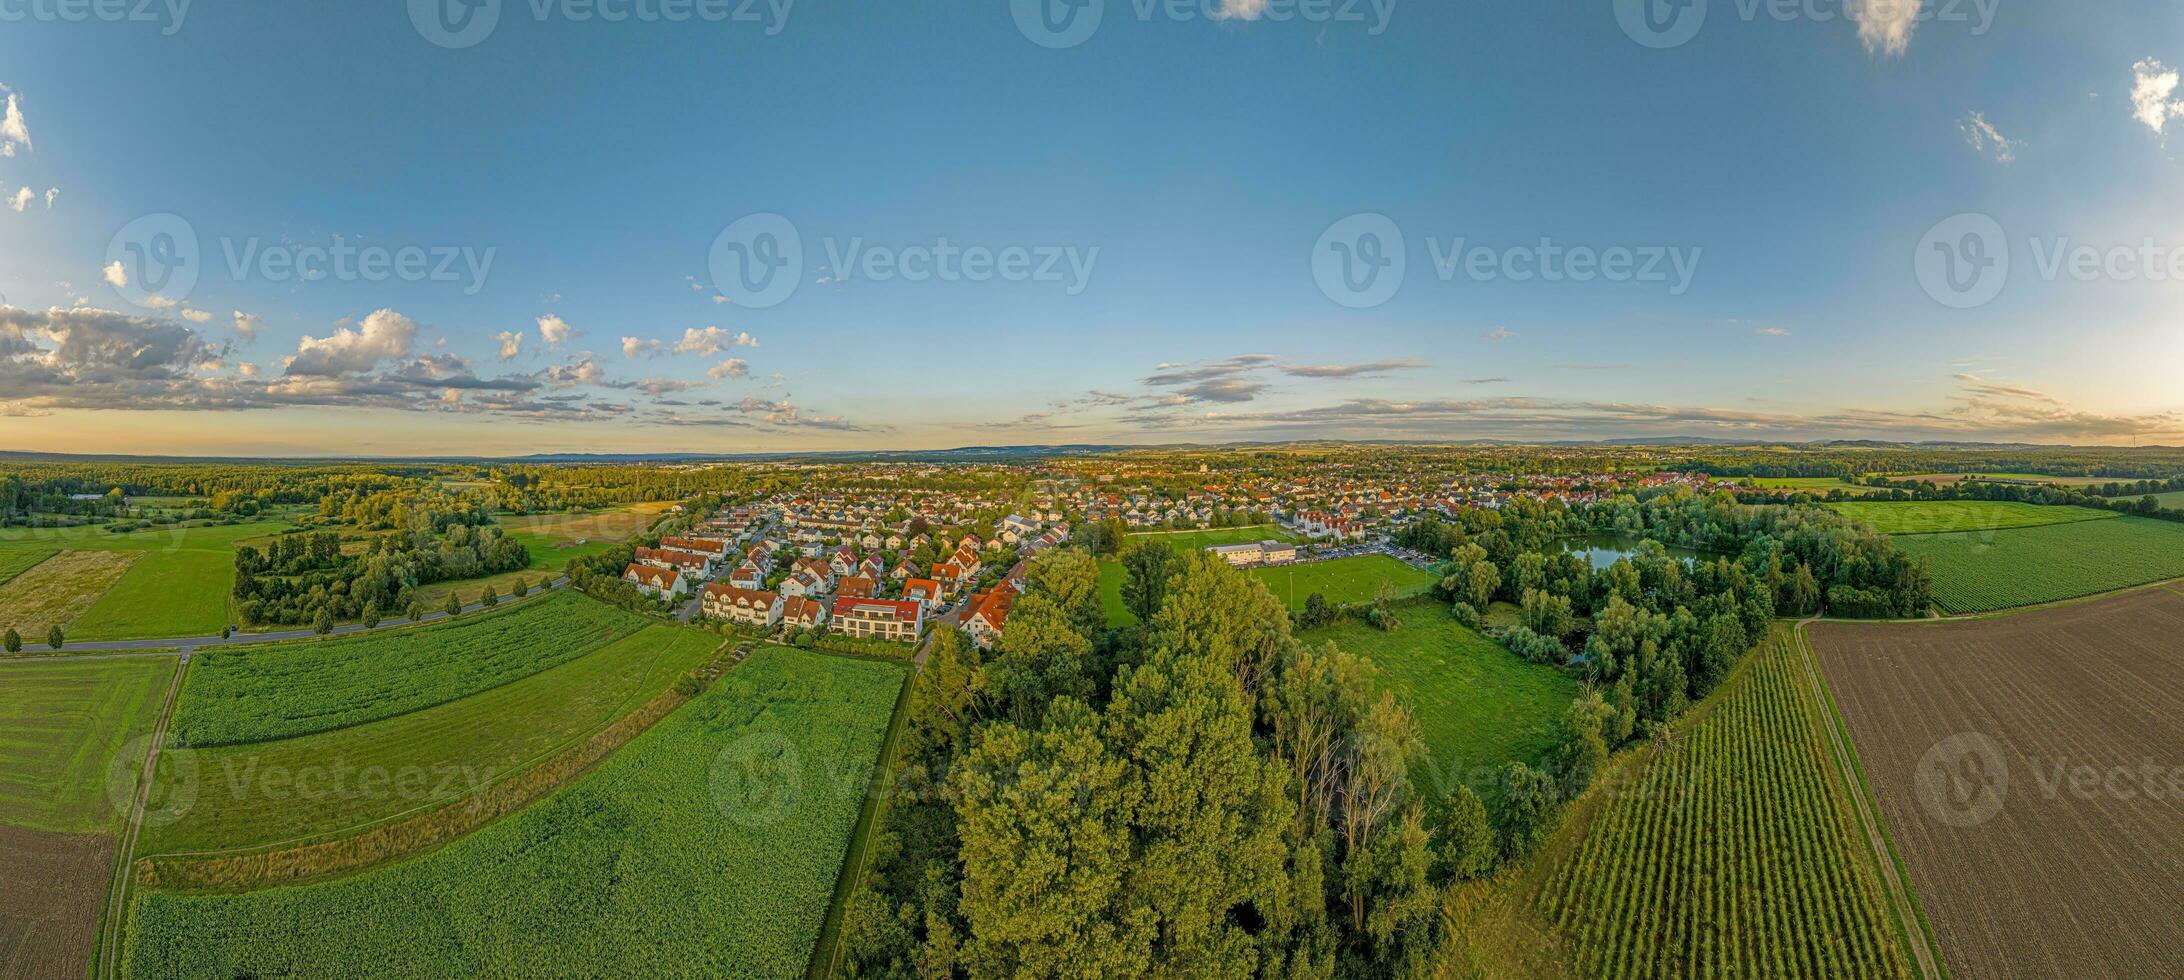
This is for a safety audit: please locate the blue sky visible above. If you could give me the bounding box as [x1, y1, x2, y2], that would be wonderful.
[1, 0, 2181, 455]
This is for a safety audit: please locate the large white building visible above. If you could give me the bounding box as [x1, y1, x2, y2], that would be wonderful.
[1206, 540, 1299, 568]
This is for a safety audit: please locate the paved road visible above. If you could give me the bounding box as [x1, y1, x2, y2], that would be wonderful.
[2, 577, 572, 660]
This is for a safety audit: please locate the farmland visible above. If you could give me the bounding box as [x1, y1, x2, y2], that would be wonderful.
[1100, 551, 1435, 625]
[170, 590, 649, 747]
[1532, 626, 1915, 979]
[1891, 472, 2121, 487]
[0, 551, 138, 641]
[141, 624, 720, 855]
[1750, 477, 1883, 495]
[0, 824, 114, 980]
[0, 521, 299, 641]
[1827, 500, 2117, 535]
[1299, 600, 1575, 803]
[124, 647, 908, 979]
[0, 657, 172, 833]
[1810, 586, 2184, 978]
[1893, 516, 2184, 613]
[2111, 489, 2184, 510]
[0, 546, 57, 588]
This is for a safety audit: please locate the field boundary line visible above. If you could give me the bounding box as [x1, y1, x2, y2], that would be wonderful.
[811, 657, 918, 979]
[1792, 619, 1945, 980]
[92, 651, 188, 980]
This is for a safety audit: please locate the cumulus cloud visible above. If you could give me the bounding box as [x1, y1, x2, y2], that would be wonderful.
[179, 308, 214, 324]
[0, 306, 226, 390]
[0, 93, 27, 156]
[44, 188, 56, 208]
[709, 357, 751, 380]
[232, 311, 260, 343]
[1213, 0, 1268, 19]
[544, 353, 604, 387]
[285, 309, 418, 376]
[1484, 326, 1516, 343]
[674, 325, 758, 357]
[102, 262, 128, 289]
[1849, 0, 1920, 57]
[2132, 59, 2184, 137]
[537, 314, 575, 348]
[7, 187, 29, 213]
[493, 330, 523, 361]
[1958, 111, 2021, 164]
[236, 362, 260, 378]
[621, 336, 663, 359]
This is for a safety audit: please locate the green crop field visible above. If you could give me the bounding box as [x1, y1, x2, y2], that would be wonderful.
[142, 624, 720, 855]
[1536, 627, 1912, 979]
[0, 658, 172, 833]
[0, 546, 57, 589]
[1300, 601, 1575, 804]
[1750, 477, 1882, 495]
[1894, 516, 2184, 614]
[0, 521, 300, 640]
[2108, 490, 2184, 510]
[124, 647, 907, 979]
[1828, 500, 2118, 535]
[171, 591, 649, 748]
[1249, 554, 1437, 610]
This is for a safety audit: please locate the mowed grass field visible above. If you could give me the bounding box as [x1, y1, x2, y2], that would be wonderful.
[1811, 587, 2184, 978]
[1894, 472, 2119, 487]
[171, 590, 650, 748]
[1827, 499, 2118, 535]
[0, 657, 173, 833]
[1099, 552, 1434, 625]
[1534, 626, 1913, 979]
[0, 520, 299, 641]
[1894, 516, 2184, 613]
[0, 545, 58, 588]
[2110, 489, 2184, 510]
[142, 624, 720, 855]
[125, 647, 907, 979]
[1299, 601, 1575, 804]
[1125, 524, 1302, 552]
[1750, 477, 1883, 495]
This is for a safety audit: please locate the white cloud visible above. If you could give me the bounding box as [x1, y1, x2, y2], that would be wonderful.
[674, 325, 758, 357]
[1958, 111, 2021, 164]
[141, 293, 177, 310]
[2132, 59, 2184, 137]
[179, 308, 214, 324]
[236, 362, 260, 378]
[1849, 0, 1920, 57]
[537, 314, 574, 348]
[545, 353, 604, 387]
[494, 330, 523, 361]
[709, 357, 751, 380]
[232, 311, 261, 342]
[621, 336, 663, 358]
[7, 187, 29, 213]
[1213, 0, 1268, 19]
[1484, 326, 1516, 343]
[102, 262, 128, 288]
[286, 309, 419, 376]
[1754, 327, 1792, 337]
[0, 93, 28, 156]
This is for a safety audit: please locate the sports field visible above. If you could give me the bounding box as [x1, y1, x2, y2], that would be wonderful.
[0, 657, 172, 833]
[1126, 525, 1301, 553]
[1827, 500, 2117, 535]
[171, 590, 650, 747]
[125, 647, 907, 979]
[1299, 601, 1575, 803]
[0, 521, 299, 641]
[142, 624, 719, 855]
[1893, 516, 2184, 613]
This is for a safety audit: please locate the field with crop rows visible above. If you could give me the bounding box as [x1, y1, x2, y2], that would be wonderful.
[1299, 600, 1574, 804]
[1827, 500, 2116, 535]
[0, 546, 57, 590]
[1538, 627, 1912, 980]
[142, 624, 719, 854]
[1893, 516, 2184, 613]
[0, 657, 172, 834]
[171, 590, 648, 747]
[124, 647, 907, 979]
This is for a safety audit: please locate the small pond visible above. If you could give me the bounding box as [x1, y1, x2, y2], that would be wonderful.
[1551, 533, 1706, 570]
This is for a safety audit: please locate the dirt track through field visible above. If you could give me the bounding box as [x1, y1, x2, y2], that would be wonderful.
[0, 824, 114, 980]
[1810, 587, 2184, 979]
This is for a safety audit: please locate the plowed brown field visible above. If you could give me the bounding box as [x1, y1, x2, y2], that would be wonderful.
[1809, 586, 2184, 979]
[0, 823, 113, 980]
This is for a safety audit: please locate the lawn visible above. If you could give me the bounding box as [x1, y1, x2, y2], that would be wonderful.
[1299, 600, 1576, 805]
[1895, 516, 2184, 613]
[1249, 554, 1437, 611]
[408, 504, 668, 608]
[0, 520, 300, 641]
[1827, 500, 2118, 535]
[1125, 525, 1301, 553]
[0, 657, 173, 833]
[170, 590, 651, 748]
[141, 624, 720, 855]
[125, 647, 907, 979]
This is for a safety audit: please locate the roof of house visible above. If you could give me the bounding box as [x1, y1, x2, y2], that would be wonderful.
[904, 577, 942, 596]
[624, 563, 680, 589]
[963, 584, 1018, 632]
[833, 597, 923, 621]
[702, 583, 776, 607]
[779, 596, 825, 622]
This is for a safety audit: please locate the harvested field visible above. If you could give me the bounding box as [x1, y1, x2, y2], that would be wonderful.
[0, 823, 114, 980]
[1809, 585, 2184, 979]
[0, 551, 139, 640]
